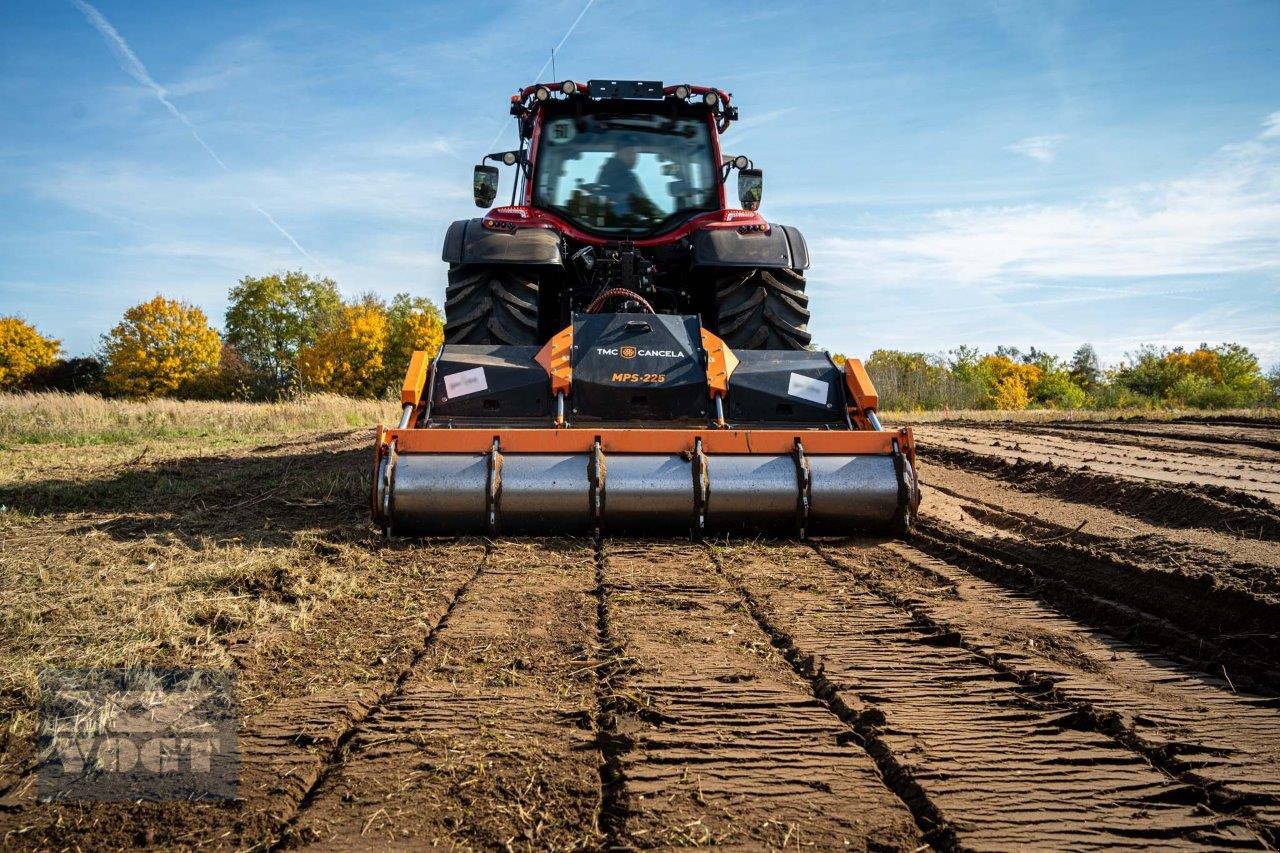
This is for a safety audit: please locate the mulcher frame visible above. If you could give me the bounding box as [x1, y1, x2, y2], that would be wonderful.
[372, 331, 917, 537]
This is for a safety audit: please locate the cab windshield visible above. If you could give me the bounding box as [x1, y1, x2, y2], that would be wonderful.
[532, 112, 718, 235]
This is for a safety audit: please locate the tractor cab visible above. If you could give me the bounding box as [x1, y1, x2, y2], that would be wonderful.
[532, 108, 718, 236]
[473, 81, 760, 237]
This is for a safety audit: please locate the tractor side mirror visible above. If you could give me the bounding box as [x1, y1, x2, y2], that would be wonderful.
[473, 165, 499, 208]
[738, 168, 763, 211]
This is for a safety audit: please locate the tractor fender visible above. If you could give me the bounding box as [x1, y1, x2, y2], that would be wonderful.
[689, 223, 810, 270]
[442, 218, 564, 266]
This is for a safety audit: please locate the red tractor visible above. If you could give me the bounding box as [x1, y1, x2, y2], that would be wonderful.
[371, 80, 918, 539]
[443, 79, 811, 350]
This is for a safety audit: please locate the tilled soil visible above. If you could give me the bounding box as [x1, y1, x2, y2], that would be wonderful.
[1, 415, 1279, 850]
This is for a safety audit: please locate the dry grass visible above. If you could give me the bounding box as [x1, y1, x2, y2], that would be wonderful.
[0, 423, 490, 802]
[0, 430, 371, 752]
[0, 392, 398, 449]
[3, 393, 1273, 450]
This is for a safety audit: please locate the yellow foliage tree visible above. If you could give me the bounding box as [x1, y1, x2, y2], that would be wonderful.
[385, 294, 444, 387]
[102, 297, 222, 398]
[0, 316, 61, 390]
[991, 375, 1030, 409]
[979, 355, 1042, 410]
[298, 302, 390, 397]
[1166, 347, 1222, 382]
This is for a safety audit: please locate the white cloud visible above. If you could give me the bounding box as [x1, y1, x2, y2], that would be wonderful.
[1006, 134, 1065, 163]
[817, 116, 1280, 287]
[1263, 111, 1280, 139]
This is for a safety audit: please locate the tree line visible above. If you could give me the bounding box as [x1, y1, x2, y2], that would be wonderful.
[837, 343, 1280, 410]
[1, 275, 1277, 409]
[0, 272, 443, 400]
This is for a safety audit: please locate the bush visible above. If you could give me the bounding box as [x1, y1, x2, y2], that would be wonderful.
[975, 355, 1042, 409]
[991, 375, 1030, 409]
[383, 293, 444, 391]
[1115, 343, 1269, 407]
[1033, 370, 1086, 409]
[299, 298, 390, 397]
[864, 350, 984, 410]
[177, 344, 259, 400]
[22, 357, 105, 393]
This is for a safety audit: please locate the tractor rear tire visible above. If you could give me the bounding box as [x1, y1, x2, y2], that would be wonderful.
[444, 265, 540, 345]
[713, 268, 812, 350]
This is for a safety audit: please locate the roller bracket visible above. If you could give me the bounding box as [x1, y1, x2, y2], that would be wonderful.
[793, 439, 812, 539]
[379, 438, 398, 530]
[890, 437, 918, 536]
[589, 438, 606, 536]
[486, 438, 503, 536]
[692, 437, 709, 538]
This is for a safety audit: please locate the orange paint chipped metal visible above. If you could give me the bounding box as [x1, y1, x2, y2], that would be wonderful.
[843, 358, 879, 412]
[401, 351, 430, 405]
[535, 325, 574, 395]
[700, 328, 739, 397]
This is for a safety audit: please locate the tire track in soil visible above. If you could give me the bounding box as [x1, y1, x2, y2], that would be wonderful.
[917, 462, 1280, 588]
[255, 540, 495, 850]
[598, 540, 922, 849]
[282, 539, 602, 850]
[1005, 423, 1280, 460]
[0, 540, 487, 852]
[591, 535, 628, 847]
[920, 426, 1280, 506]
[817, 540, 1280, 847]
[924, 445, 1280, 541]
[912, 521, 1280, 691]
[713, 540, 1258, 850]
[1007, 420, 1280, 455]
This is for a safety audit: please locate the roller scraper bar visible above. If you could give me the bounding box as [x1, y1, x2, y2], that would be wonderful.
[374, 426, 918, 538]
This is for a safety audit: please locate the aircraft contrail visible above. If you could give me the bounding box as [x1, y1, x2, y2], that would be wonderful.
[486, 0, 596, 153]
[70, 0, 318, 264]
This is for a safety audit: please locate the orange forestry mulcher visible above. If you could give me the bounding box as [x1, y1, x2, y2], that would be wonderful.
[373, 80, 919, 537]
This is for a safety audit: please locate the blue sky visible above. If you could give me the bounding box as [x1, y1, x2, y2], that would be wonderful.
[2, 0, 1278, 365]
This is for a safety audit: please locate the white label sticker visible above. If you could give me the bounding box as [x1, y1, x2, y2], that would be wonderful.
[787, 372, 829, 405]
[443, 366, 488, 399]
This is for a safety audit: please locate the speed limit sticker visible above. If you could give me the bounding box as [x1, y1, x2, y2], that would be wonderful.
[544, 118, 576, 145]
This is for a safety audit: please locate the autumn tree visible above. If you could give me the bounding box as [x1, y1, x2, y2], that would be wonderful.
[224, 271, 342, 394]
[975, 354, 1042, 409]
[0, 316, 61, 390]
[383, 293, 444, 389]
[298, 296, 390, 397]
[101, 296, 221, 398]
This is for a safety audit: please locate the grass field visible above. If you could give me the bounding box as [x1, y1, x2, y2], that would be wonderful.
[0, 392, 399, 449]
